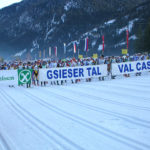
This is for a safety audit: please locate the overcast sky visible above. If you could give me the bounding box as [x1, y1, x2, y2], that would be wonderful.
[0, 0, 22, 9]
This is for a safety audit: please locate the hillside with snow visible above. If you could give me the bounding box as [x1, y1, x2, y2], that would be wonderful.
[0, 74, 150, 150]
[0, 0, 150, 59]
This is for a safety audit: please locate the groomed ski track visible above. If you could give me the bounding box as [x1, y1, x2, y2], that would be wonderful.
[0, 75, 150, 150]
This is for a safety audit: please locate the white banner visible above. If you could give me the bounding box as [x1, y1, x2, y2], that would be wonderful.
[0, 70, 18, 85]
[39, 65, 108, 81]
[112, 60, 150, 75]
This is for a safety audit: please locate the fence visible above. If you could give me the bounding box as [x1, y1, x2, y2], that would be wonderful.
[0, 60, 150, 87]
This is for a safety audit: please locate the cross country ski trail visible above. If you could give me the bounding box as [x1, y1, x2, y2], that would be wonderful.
[0, 75, 150, 150]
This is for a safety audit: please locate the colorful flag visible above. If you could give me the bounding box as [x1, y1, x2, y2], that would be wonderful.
[78, 55, 83, 59]
[49, 47, 51, 57]
[102, 35, 104, 52]
[84, 37, 88, 52]
[54, 46, 57, 57]
[93, 53, 98, 59]
[126, 30, 129, 49]
[73, 42, 77, 53]
[122, 49, 128, 55]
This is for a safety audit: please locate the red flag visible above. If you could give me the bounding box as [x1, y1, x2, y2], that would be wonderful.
[102, 35, 104, 52]
[126, 30, 129, 49]
[73, 42, 77, 53]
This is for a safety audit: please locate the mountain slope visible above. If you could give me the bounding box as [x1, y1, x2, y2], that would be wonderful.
[0, 0, 149, 59]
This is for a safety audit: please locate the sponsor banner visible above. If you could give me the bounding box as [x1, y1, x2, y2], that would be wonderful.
[112, 60, 150, 75]
[18, 69, 33, 85]
[39, 65, 107, 81]
[93, 53, 98, 59]
[122, 49, 128, 55]
[78, 55, 83, 59]
[0, 70, 18, 85]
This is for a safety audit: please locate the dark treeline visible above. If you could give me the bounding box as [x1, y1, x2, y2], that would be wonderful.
[135, 20, 150, 53]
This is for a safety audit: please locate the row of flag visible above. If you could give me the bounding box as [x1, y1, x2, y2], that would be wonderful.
[39, 30, 129, 58]
[39, 47, 57, 58]
[39, 36, 105, 58]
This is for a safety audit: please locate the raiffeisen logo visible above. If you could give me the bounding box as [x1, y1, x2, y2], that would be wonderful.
[0, 76, 14, 81]
[18, 70, 31, 84]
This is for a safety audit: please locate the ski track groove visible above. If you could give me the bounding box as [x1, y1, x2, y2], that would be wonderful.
[42, 87, 150, 125]
[0, 75, 150, 150]
[0, 89, 85, 150]
[97, 81, 150, 93]
[76, 83, 150, 102]
[114, 78, 150, 85]
[22, 89, 150, 150]
[0, 91, 68, 150]
[88, 76, 150, 90]
[62, 84, 150, 107]
[108, 79, 150, 86]
[56, 86, 150, 111]
[58, 86, 150, 123]
[0, 94, 60, 150]
[0, 132, 11, 150]
[113, 82, 150, 88]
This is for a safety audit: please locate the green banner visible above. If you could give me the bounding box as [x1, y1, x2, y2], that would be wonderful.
[18, 69, 33, 85]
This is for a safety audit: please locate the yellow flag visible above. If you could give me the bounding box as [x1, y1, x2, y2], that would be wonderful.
[122, 49, 128, 55]
[93, 53, 98, 59]
[78, 55, 83, 59]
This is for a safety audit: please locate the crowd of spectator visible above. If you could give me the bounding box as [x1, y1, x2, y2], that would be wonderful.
[0, 53, 149, 71]
[0, 52, 149, 87]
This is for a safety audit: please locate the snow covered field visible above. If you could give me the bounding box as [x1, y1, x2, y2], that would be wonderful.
[0, 75, 150, 150]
